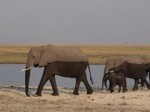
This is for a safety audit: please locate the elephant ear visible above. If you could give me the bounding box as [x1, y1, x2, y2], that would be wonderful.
[39, 45, 57, 67]
[39, 51, 56, 67]
[39, 51, 48, 67]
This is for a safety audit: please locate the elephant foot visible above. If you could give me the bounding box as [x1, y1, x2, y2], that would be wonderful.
[107, 88, 111, 91]
[110, 90, 114, 93]
[73, 92, 79, 95]
[132, 88, 138, 91]
[141, 83, 145, 87]
[123, 90, 126, 93]
[51, 91, 59, 96]
[147, 86, 150, 89]
[33, 93, 42, 97]
[87, 89, 93, 94]
[123, 88, 127, 92]
[133, 85, 138, 91]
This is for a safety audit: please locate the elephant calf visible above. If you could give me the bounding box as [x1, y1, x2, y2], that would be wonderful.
[102, 71, 127, 93]
[108, 72, 127, 93]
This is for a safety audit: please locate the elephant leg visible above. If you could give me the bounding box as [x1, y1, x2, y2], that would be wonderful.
[118, 85, 121, 93]
[108, 80, 112, 91]
[123, 79, 127, 92]
[35, 69, 49, 96]
[139, 79, 145, 87]
[73, 78, 81, 95]
[123, 86, 126, 92]
[141, 81, 145, 87]
[82, 74, 93, 94]
[133, 79, 138, 91]
[49, 74, 59, 96]
[110, 83, 116, 93]
[124, 78, 128, 91]
[141, 78, 150, 89]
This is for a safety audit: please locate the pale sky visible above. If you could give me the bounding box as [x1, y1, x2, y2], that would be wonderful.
[0, 0, 150, 44]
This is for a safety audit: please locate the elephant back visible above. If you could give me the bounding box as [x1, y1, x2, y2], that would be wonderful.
[104, 56, 144, 73]
[56, 46, 88, 62]
[39, 45, 88, 67]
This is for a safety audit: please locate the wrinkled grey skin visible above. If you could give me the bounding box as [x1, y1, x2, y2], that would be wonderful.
[24, 45, 93, 97]
[102, 56, 150, 90]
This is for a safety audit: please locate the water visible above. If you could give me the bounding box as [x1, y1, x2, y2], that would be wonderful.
[0, 64, 136, 88]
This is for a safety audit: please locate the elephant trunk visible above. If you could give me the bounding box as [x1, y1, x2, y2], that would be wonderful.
[102, 75, 106, 90]
[102, 75, 108, 90]
[25, 69, 31, 97]
[24, 55, 35, 96]
[105, 79, 108, 88]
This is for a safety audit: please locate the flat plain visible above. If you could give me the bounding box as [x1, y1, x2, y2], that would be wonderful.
[0, 44, 150, 64]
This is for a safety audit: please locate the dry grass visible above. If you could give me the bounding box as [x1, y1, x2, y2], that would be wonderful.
[0, 44, 150, 64]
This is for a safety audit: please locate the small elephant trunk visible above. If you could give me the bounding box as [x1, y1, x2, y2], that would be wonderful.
[102, 76, 105, 90]
[102, 75, 108, 90]
[25, 70, 31, 97]
[105, 79, 108, 88]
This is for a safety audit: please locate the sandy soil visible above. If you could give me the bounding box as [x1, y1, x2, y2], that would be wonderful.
[0, 86, 150, 112]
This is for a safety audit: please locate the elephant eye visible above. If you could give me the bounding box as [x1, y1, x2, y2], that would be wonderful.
[32, 55, 36, 58]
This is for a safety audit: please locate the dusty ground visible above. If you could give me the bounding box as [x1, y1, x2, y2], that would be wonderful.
[0, 86, 150, 112]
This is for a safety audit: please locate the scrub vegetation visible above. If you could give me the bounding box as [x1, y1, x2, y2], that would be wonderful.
[0, 44, 150, 64]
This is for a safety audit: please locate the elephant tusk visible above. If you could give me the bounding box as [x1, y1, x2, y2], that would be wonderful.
[105, 70, 109, 74]
[21, 66, 32, 72]
[109, 70, 114, 73]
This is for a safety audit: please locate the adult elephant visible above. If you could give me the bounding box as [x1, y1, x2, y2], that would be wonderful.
[108, 61, 150, 90]
[104, 56, 145, 74]
[102, 56, 150, 90]
[22, 44, 93, 96]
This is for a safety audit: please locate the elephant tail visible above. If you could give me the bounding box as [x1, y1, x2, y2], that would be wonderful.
[149, 72, 150, 84]
[87, 63, 94, 85]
